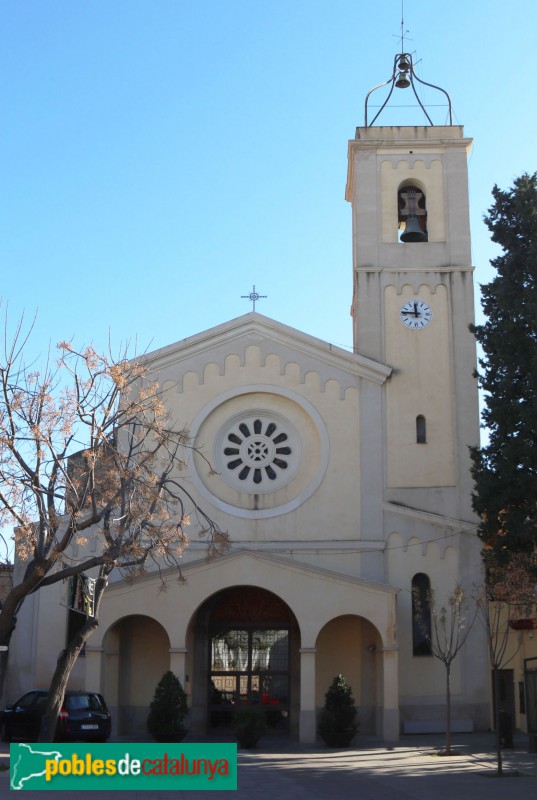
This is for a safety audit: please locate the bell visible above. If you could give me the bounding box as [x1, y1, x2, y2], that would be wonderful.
[400, 215, 427, 243]
[397, 55, 411, 71]
[395, 70, 410, 89]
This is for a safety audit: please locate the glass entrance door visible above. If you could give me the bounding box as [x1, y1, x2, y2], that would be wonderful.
[209, 627, 289, 731]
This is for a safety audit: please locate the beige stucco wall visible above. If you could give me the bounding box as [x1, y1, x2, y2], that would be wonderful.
[315, 614, 381, 735]
[346, 125, 472, 274]
[380, 157, 445, 243]
[102, 615, 170, 735]
[387, 534, 461, 697]
[385, 282, 455, 488]
[90, 553, 397, 652]
[158, 341, 363, 551]
[316, 616, 361, 704]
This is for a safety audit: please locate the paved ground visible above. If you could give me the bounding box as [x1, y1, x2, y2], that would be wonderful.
[1, 731, 536, 798]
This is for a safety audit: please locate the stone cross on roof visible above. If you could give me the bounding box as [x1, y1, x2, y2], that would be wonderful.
[241, 285, 267, 311]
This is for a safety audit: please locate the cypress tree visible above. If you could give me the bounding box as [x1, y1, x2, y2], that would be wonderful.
[470, 172, 537, 568]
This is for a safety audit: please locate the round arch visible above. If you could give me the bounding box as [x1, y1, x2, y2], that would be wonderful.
[102, 614, 170, 736]
[185, 585, 301, 736]
[316, 614, 383, 736]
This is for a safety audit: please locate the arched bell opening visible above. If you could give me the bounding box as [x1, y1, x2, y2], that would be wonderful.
[398, 183, 428, 242]
[186, 586, 300, 736]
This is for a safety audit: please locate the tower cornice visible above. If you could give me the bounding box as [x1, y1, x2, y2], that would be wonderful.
[346, 126, 472, 202]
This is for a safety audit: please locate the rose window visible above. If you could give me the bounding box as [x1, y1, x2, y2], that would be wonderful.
[216, 412, 301, 493]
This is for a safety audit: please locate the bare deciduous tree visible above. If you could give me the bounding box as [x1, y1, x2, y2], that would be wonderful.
[0, 313, 228, 740]
[414, 584, 477, 756]
[475, 550, 537, 776]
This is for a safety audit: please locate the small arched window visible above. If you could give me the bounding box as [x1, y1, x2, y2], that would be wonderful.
[398, 185, 428, 242]
[412, 573, 432, 656]
[416, 415, 427, 444]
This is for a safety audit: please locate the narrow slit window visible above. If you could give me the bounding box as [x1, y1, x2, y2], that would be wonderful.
[416, 415, 427, 444]
[412, 573, 432, 656]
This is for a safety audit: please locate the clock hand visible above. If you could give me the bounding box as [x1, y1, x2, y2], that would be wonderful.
[413, 302, 419, 317]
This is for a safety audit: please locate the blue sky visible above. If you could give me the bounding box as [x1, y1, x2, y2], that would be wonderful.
[1, 0, 536, 360]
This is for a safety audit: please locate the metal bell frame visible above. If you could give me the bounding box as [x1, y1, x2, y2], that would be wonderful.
[364, 52, 453, 127]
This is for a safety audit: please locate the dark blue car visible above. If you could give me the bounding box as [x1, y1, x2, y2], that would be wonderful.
[1, 690, 111, 742]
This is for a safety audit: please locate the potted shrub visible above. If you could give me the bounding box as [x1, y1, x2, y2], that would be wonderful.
[147, 671, 188, 742]
[318, 674, 357, 747]
[232, 707, 267, 749]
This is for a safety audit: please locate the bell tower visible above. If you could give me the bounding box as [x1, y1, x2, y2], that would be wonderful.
[345, 53, 479, 517]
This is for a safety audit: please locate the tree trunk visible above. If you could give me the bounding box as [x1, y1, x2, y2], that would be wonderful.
[0, 646, 10, 704]
[38, 572, 109, 742]
[445, 662, 452, 755]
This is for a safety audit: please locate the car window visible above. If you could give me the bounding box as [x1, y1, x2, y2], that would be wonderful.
[66, 694, 105, 712]
[88, 694, 106, 711]
[66, 695, 90, 711]
[16, 692, 45, 709]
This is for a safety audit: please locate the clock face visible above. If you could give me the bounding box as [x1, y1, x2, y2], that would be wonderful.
[400, 299, 433, 329]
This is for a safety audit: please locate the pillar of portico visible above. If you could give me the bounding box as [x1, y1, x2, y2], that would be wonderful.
[169, 647, 188, 685]
[299, 647, 317, 743]
[381, 645, 399, 741]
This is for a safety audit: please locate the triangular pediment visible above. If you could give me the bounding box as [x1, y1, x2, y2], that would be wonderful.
[184, 547, 398, 597]
[100, 549, 398, 646]
[108, 547, 397, 598]
[142, 312, 391, 391]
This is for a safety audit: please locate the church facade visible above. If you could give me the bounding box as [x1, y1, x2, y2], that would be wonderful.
[9, 120, 490, 742]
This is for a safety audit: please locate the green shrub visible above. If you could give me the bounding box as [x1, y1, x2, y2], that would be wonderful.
[147, 671, 188, 742]
[318, 674, 357, 747]
[231, 707, 267, 749]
